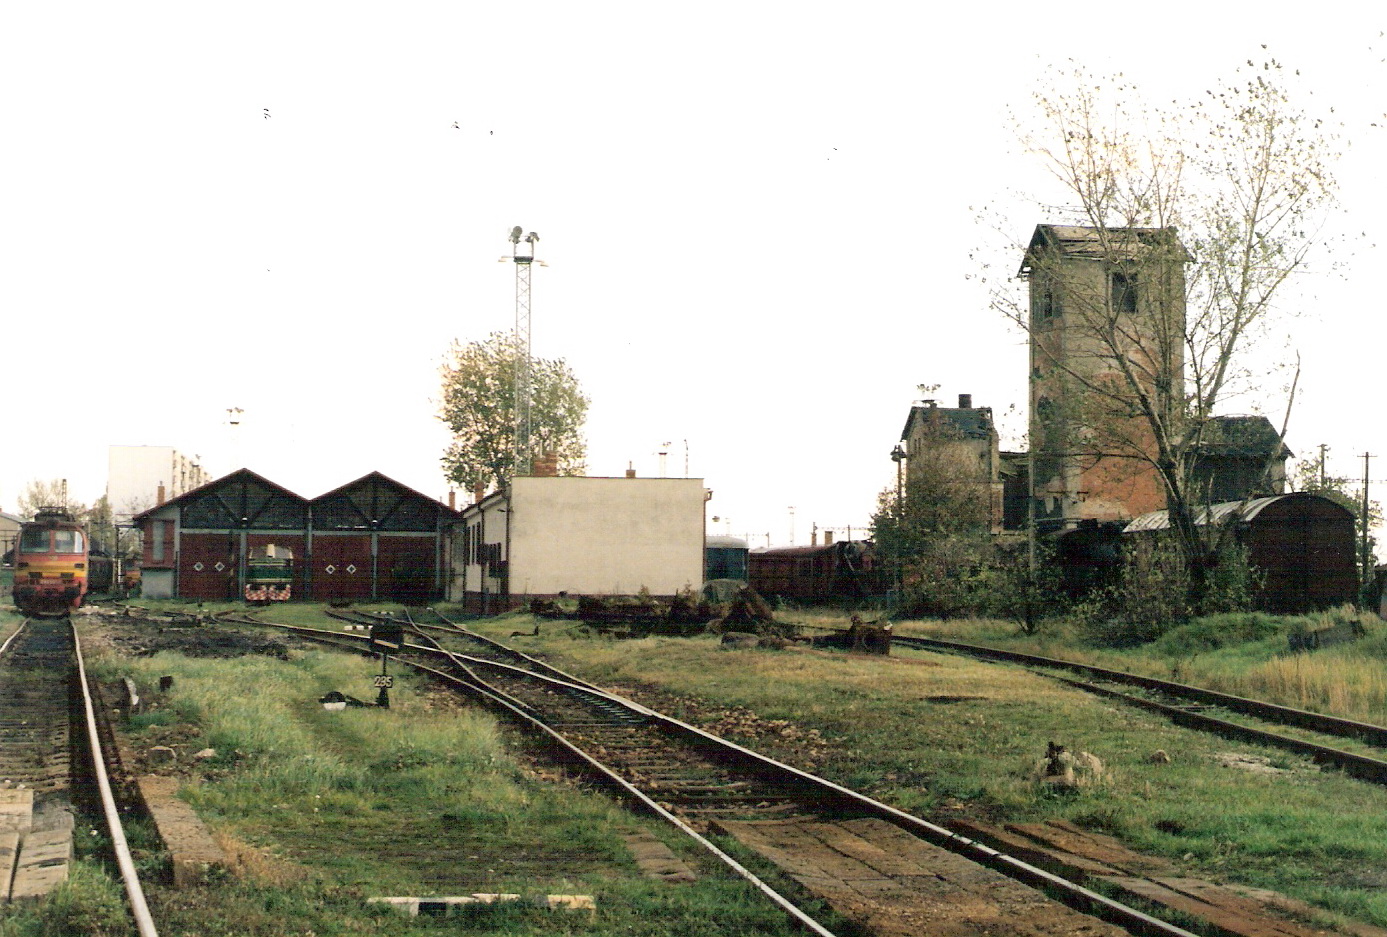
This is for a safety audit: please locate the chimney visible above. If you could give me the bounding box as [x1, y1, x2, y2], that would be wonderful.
[156, 482, 166, 505]
[958, 393, 972, 409]
[625, 461, 637, 479]
[824, 529, 834, 545]
[447, 490, 456, 510]
[472, 482, 485, 505]
[531, 453, 559, 477]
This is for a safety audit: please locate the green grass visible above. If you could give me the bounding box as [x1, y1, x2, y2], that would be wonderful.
[27, 598, 1387, 933]
[476, 611, 1387, 929]
[32, 620, 821, 937]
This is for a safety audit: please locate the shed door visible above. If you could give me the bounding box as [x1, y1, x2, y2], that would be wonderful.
[311, 535, 372, 602]
[377, 536, 436, 604]
[178, 533, 240, 602]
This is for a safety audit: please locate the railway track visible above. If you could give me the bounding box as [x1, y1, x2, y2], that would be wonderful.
[890, 633, 1387, 784]
[0, 618, 157, 936]
[221, 607, 1208, 937]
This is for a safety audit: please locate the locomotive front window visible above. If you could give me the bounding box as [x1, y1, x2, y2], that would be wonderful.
[53, 530, 84, 553]
[20, 528, 50, 551]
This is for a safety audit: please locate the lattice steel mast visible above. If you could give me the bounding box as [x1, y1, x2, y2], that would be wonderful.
[507, 226, 540, 477]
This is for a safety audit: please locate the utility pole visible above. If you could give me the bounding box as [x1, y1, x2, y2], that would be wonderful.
[1361, 452, 1374, 605]
[507, 226, 540, 478]
[1319, 443, 1329, 488]
[891, 444, 905, 504]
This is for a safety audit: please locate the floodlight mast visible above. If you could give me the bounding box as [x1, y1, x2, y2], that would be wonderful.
[509, 227, 540, 478]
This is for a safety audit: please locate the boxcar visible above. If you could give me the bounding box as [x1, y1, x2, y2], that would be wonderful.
[748, 540, 877, 604]
[1123, 492, 1357, 613]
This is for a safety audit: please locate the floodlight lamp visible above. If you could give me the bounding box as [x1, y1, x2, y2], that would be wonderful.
[510, 226, 523, 243]
[525, 231, 540, 245]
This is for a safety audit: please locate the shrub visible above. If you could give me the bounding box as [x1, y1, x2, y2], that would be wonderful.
[1148, 612, 1286, 657]
[1076, 535, 1260, 647]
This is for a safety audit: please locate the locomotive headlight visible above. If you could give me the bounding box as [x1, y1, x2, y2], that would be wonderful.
[16, 561, 27, 569]
[75, 562, 85, 569]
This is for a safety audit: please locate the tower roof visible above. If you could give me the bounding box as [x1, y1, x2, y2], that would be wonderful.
[1019, 224, 1190, 277]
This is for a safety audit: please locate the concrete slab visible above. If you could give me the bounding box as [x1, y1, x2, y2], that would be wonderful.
[622, 831, 697, 883]
[137, 775, 227, 886]
[29, 796, 74, 834]
[9, 828, 72, 899]
[0, 789, 33, 834]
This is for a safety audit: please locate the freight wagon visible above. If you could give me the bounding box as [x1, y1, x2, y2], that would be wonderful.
[748, 540, 878, 604]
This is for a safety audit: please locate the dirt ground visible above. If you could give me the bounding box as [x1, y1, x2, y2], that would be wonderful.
[82, 608, 291, 660]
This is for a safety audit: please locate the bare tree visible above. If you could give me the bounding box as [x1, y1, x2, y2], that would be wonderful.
[985, 59, 1338, 606]
[16, 479, 79, 519]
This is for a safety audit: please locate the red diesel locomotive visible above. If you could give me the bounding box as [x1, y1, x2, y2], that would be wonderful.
[11, 509, 90, 616]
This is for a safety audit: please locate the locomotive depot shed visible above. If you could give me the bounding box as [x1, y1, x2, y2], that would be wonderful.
[134, 469, 461, 604]
[132, 467, 711, 608]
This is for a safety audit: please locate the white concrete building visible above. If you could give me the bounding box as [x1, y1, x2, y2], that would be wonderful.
[450, 475, 708, 613]
[107, 446, 211, 524]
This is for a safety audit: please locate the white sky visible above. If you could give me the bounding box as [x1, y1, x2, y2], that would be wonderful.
[4, 3, 1385, 546]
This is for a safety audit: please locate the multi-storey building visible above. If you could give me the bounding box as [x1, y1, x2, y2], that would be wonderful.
[107, 446, 211, 525]
[1019, 224, 1189, 532]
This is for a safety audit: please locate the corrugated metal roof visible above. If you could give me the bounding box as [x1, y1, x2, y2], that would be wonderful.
[1124, 493, 1298, 533]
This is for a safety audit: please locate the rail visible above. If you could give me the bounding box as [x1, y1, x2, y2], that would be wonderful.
[72, 621, 160, 937]
[224, 609, 1202, 937]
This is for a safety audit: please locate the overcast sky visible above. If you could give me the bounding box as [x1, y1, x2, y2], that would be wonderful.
[5, 3, 1384, 546]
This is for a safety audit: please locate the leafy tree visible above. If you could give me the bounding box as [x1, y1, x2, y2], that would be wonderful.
[872, 415, 996, 618]
[981, 58, 1338, 608]
[438, 331, 589, 494]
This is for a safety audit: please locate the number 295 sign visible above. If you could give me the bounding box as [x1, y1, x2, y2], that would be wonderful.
[373, 675, 394, 689]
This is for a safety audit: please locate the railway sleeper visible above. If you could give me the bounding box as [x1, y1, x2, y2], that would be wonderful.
[645, 779, 756, 792]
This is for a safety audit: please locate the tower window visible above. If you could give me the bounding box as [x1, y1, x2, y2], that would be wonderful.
[1111, 271, 1138, 315]
[1034, 280, 1061, 321]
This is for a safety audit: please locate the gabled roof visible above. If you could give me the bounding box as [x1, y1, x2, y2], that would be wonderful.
[132, 468, 306, 521]
[1194, 415, 1294, 460]
[311, 471, 459, 512]
[131, 469, 461, 530]
[900, 403, 994, 442]
[311, 471, 462, 531]
[1019, 224, 1191, 277]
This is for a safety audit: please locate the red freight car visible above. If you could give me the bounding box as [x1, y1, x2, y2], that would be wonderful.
[748, 540, 878, 604]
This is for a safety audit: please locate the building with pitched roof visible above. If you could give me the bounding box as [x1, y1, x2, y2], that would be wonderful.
[133, 470, 460, 602]
[1019, 223, 1191, 531]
